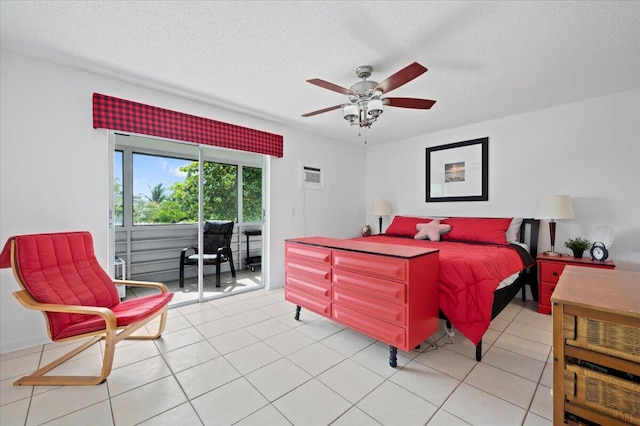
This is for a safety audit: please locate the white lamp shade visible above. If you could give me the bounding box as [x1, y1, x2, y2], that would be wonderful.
[535, 195, 575, 220]
[367, 99, 383, 117]
[371, 200, 391, 216]
[343, 104, 358, 121]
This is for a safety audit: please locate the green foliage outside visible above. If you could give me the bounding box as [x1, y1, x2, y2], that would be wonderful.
[116, 161, 262, 225]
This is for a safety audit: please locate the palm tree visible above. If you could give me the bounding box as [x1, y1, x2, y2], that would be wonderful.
[146, 183, 168, 203]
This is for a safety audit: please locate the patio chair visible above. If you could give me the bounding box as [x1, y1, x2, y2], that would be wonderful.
[179, 220, 236, 288]
[0, 231, 173, 386]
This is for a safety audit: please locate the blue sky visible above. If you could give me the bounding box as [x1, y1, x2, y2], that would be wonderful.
[115, 152, 191, 198]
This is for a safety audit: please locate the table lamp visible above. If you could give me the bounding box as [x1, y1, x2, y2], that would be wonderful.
[371, 200, 391, 234]
[535, 195, 575, 256]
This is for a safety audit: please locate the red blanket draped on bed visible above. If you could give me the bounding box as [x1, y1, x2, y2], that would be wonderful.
[353, 236, 527, 345]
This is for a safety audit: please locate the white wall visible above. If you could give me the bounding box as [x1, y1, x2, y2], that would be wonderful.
[366, 88, 640, 271]
[0, 49, 365, 353]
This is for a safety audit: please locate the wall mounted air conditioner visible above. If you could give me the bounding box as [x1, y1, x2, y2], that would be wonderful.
[299, 162, 325, 190]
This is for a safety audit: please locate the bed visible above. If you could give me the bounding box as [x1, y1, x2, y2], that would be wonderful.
[352, 215, 540, 361]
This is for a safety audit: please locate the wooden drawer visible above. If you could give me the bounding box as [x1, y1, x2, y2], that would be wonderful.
[565, 315, 640, 364]
[285, 243, 331, 265]
[333, 287, 405, 327]
[540, 282, 556, 303]
[332, 304, 406, 350]
[285, 287, 331, 318]
[332, 269, 405, 303]
[286, 272, 331, 301]
[540, 262, 565, 284]
[285, 259, 331, 284]
[333, 250, 406, 281]
[564, 363, 640, 425]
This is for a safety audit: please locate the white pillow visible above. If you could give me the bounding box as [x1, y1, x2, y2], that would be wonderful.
[505, 217, 523, 243]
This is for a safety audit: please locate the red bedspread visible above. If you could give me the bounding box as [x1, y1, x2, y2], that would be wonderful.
[353, 236, 528, 345]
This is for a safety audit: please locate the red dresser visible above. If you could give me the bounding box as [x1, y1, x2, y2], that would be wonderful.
[285, 237, 439, 366]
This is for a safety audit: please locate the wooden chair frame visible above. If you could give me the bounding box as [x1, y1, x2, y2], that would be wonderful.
[8, 240, 171, 386]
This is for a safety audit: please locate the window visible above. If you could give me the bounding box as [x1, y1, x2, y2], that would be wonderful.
[114, 150, 123, 226]
[121, 150, 259, 226]
[243, 166, 262, 222]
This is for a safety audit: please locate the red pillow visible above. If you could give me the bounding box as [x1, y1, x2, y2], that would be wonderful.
[441, 217, 512, 244]
[385, 216, 433, 237]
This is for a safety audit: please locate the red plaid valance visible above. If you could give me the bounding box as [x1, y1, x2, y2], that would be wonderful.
[92, 93, 283, 158]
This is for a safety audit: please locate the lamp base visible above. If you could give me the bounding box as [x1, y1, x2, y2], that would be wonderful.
[543, 251, 562, 257]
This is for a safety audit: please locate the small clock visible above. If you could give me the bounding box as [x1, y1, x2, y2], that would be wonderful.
[590, 241, 609, 262]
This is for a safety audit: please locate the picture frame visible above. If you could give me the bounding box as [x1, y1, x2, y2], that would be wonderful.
[426, 137, 488, 202]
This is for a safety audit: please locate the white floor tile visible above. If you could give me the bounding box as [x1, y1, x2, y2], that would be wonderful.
[493, 333, 551, 362]
[233, 404, 292, 426]
[245, 357, 311, 401]
[390, 359, 459, 406]
[529, 383, 553, 420]
[191, 377, 268, 425]
[350, 343, 413, 378]
[320, 328, 375, 357]
[523, 411, 553, 426]
[356, 381, 438, 426]
[110, 376, 186, 425]
[504, 322, 553, 345]
[317, 359, 384, 404]
[464, 362, 537, 408]
[175, 356, 241, 399]
[273, 379, 351, 426]
[207, 328, 259, 355]
[331, 406, 382, 425]
[442, 383, 526, 426]
[287, 342, 345, 376]
[263, 328, 315, 356]
[138, 402, 203, 425]
[107, 355, 172, 397]
[244, 317, 291, 340]
[426, 409, 471, 425]
[481, 345, 545, 383]
[413, 346, 477, 380]
[153, 327, 205, 354]
[162, 339, 220, 373]
[0, 398, 29, 426]
[26, 383, 109, 425]
[43, 400, 113, 426]
[224, 341, 282, 375]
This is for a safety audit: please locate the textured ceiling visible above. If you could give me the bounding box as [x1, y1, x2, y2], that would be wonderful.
[1, 1, 639, 145]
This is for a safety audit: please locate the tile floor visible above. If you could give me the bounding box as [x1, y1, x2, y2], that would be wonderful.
[0, 288, 553, 425]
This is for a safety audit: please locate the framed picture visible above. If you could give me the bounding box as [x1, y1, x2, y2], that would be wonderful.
[426, 137, 488, 202]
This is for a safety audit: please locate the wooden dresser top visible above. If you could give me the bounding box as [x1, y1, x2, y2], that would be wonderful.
[286, 237, 438, 259]
[551, 266, 640, 317]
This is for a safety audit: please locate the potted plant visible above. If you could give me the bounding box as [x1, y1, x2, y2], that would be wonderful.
[564, 237, 591, 258]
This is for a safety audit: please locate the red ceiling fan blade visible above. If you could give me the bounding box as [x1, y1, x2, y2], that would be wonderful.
[375, 62, 428, 94]
[306, 79, 355, 95]
[383, 97, 436, 109]
[302, 104, 343, 117]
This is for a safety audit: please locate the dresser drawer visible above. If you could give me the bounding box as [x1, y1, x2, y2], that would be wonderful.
[333, 251, 406, 281]
[540, 282, 557, 304]
[333, 287, 405, 327]
[332, 304, 406, 349]
[285, 259, 331, 284]
[332, 269, 405, 303]
[285, 243, 331, 265]
[286, 272, 331, 300]
[540, 262, 565, 284]
[285, 287, 331, 317]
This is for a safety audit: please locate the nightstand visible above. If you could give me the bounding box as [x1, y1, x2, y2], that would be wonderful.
[537, 254, 615, 314]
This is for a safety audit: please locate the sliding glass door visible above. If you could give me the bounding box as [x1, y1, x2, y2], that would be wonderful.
[110, 133, 264, 306]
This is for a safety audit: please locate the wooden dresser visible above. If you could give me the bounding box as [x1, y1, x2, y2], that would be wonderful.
[285, 237, 439, 367]
[537, 254, 615, 314]
[551, 266, 640, 425]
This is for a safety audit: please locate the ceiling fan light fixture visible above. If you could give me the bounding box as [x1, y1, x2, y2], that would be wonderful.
[343, 104, 358, 122]
[367, 99, 383, 118]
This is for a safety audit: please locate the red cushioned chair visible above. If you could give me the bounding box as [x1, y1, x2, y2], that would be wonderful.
[0, 231, 173, 386]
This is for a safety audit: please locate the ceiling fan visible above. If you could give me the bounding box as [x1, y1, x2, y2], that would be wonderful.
[302, 62, 436, 128]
